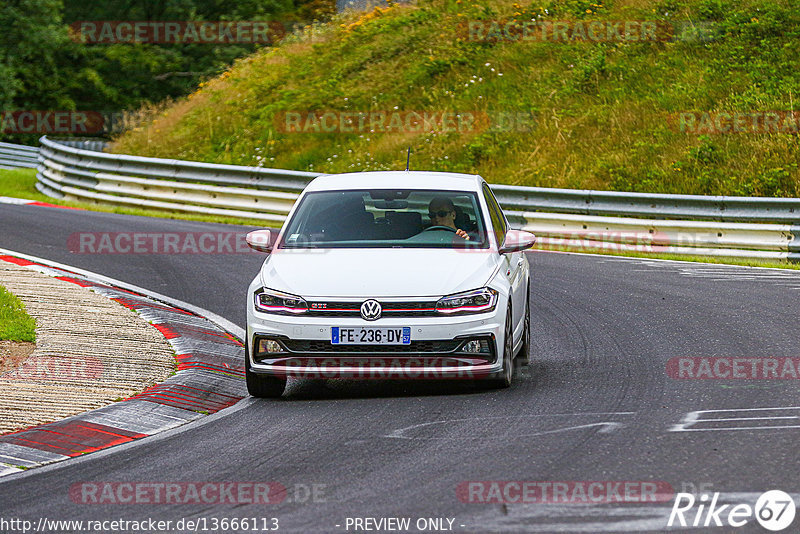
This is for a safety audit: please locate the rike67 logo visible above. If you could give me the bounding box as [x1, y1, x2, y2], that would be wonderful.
[668, 490, 796, 531]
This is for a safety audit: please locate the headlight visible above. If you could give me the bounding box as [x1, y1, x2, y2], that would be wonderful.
[254, 288, 308, 315]
[435, 287, 498, 315]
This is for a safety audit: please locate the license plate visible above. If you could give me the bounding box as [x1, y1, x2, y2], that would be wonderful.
[331, 327, 411, 345]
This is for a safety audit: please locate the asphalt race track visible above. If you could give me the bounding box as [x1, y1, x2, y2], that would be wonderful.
[1, 203, 799, 532]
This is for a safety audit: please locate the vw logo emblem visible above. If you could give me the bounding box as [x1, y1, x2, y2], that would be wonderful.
[360, 299, 382, 321]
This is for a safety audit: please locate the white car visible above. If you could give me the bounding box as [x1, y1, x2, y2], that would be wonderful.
[244, 171, 535, 397]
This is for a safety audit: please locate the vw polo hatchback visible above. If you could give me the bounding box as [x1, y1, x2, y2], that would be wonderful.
[244, 171, 535, 397]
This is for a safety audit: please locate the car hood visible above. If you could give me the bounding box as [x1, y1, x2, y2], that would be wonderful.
[260, 248, 499, 298]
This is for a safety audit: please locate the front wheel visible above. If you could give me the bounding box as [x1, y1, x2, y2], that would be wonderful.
[515, 281, 530, 367]
[487, 305, 514, 389]
[245, 341, 286, 398]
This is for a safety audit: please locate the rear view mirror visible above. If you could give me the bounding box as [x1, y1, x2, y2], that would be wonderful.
[373, 200, 409, 209]
[499, 229, 536, 254]
[246, 230, 274, 253]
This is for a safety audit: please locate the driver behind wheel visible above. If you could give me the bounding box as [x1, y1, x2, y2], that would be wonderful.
[427, 196, 470, 240]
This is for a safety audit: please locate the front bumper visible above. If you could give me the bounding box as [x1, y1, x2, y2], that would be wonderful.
[246, 304, 506, 380]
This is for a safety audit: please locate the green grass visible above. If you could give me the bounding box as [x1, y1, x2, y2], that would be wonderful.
[0, 285, 36, 343]
[111, 0, 800, 197]
[0, 168, 278, 227]
[0, 168, 50, 202]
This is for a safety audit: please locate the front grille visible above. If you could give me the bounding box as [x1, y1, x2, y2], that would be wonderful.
[280, 339, 462, 353]
[306, 300, 438, 317]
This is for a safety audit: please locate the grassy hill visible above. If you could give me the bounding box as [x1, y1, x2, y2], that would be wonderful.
[111, 0, 800, 197]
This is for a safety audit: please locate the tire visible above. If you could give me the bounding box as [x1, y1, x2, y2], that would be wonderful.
[515, 281, 531, 367]
[245, 341, 286, 398]
[488, 305, 514, 389]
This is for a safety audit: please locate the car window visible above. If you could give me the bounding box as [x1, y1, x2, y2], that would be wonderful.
[279, 189, 489, 249]
[482, 183, 507, 246]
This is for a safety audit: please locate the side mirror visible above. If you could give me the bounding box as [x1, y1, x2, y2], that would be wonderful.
[499, 229, 536, 254]
[246, 230, 274, 253]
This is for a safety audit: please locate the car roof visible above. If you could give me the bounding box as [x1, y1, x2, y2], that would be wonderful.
[303, 171, 485, 193]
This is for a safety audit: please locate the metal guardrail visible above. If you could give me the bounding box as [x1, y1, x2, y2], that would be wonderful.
[0, 142, 39, 170]
[495, 185, 800, 224]
[517, 212, 799, 261]
[52, 139, 109, 152]
[36, 136, 316, 222]
[34, 136, 800, 260]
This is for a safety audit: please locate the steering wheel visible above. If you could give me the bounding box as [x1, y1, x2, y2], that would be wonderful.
[422, 225, 457, 233]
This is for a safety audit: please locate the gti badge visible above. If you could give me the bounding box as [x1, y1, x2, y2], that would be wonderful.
[360, 299, 382, 321]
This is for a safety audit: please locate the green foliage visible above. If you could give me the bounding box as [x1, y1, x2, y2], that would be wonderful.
[736, 165, 799, 197]
[61, 0, 336, 112]
[0, 168, 51, 202]
[0, 0, 100, 114]
[569, 48, 607, 94]
[0, 0, 334, 142]
[697, 0, 725, 20]
[0, 285, 36, 343]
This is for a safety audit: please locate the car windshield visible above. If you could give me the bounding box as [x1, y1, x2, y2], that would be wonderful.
[279, 189, 488, 249]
